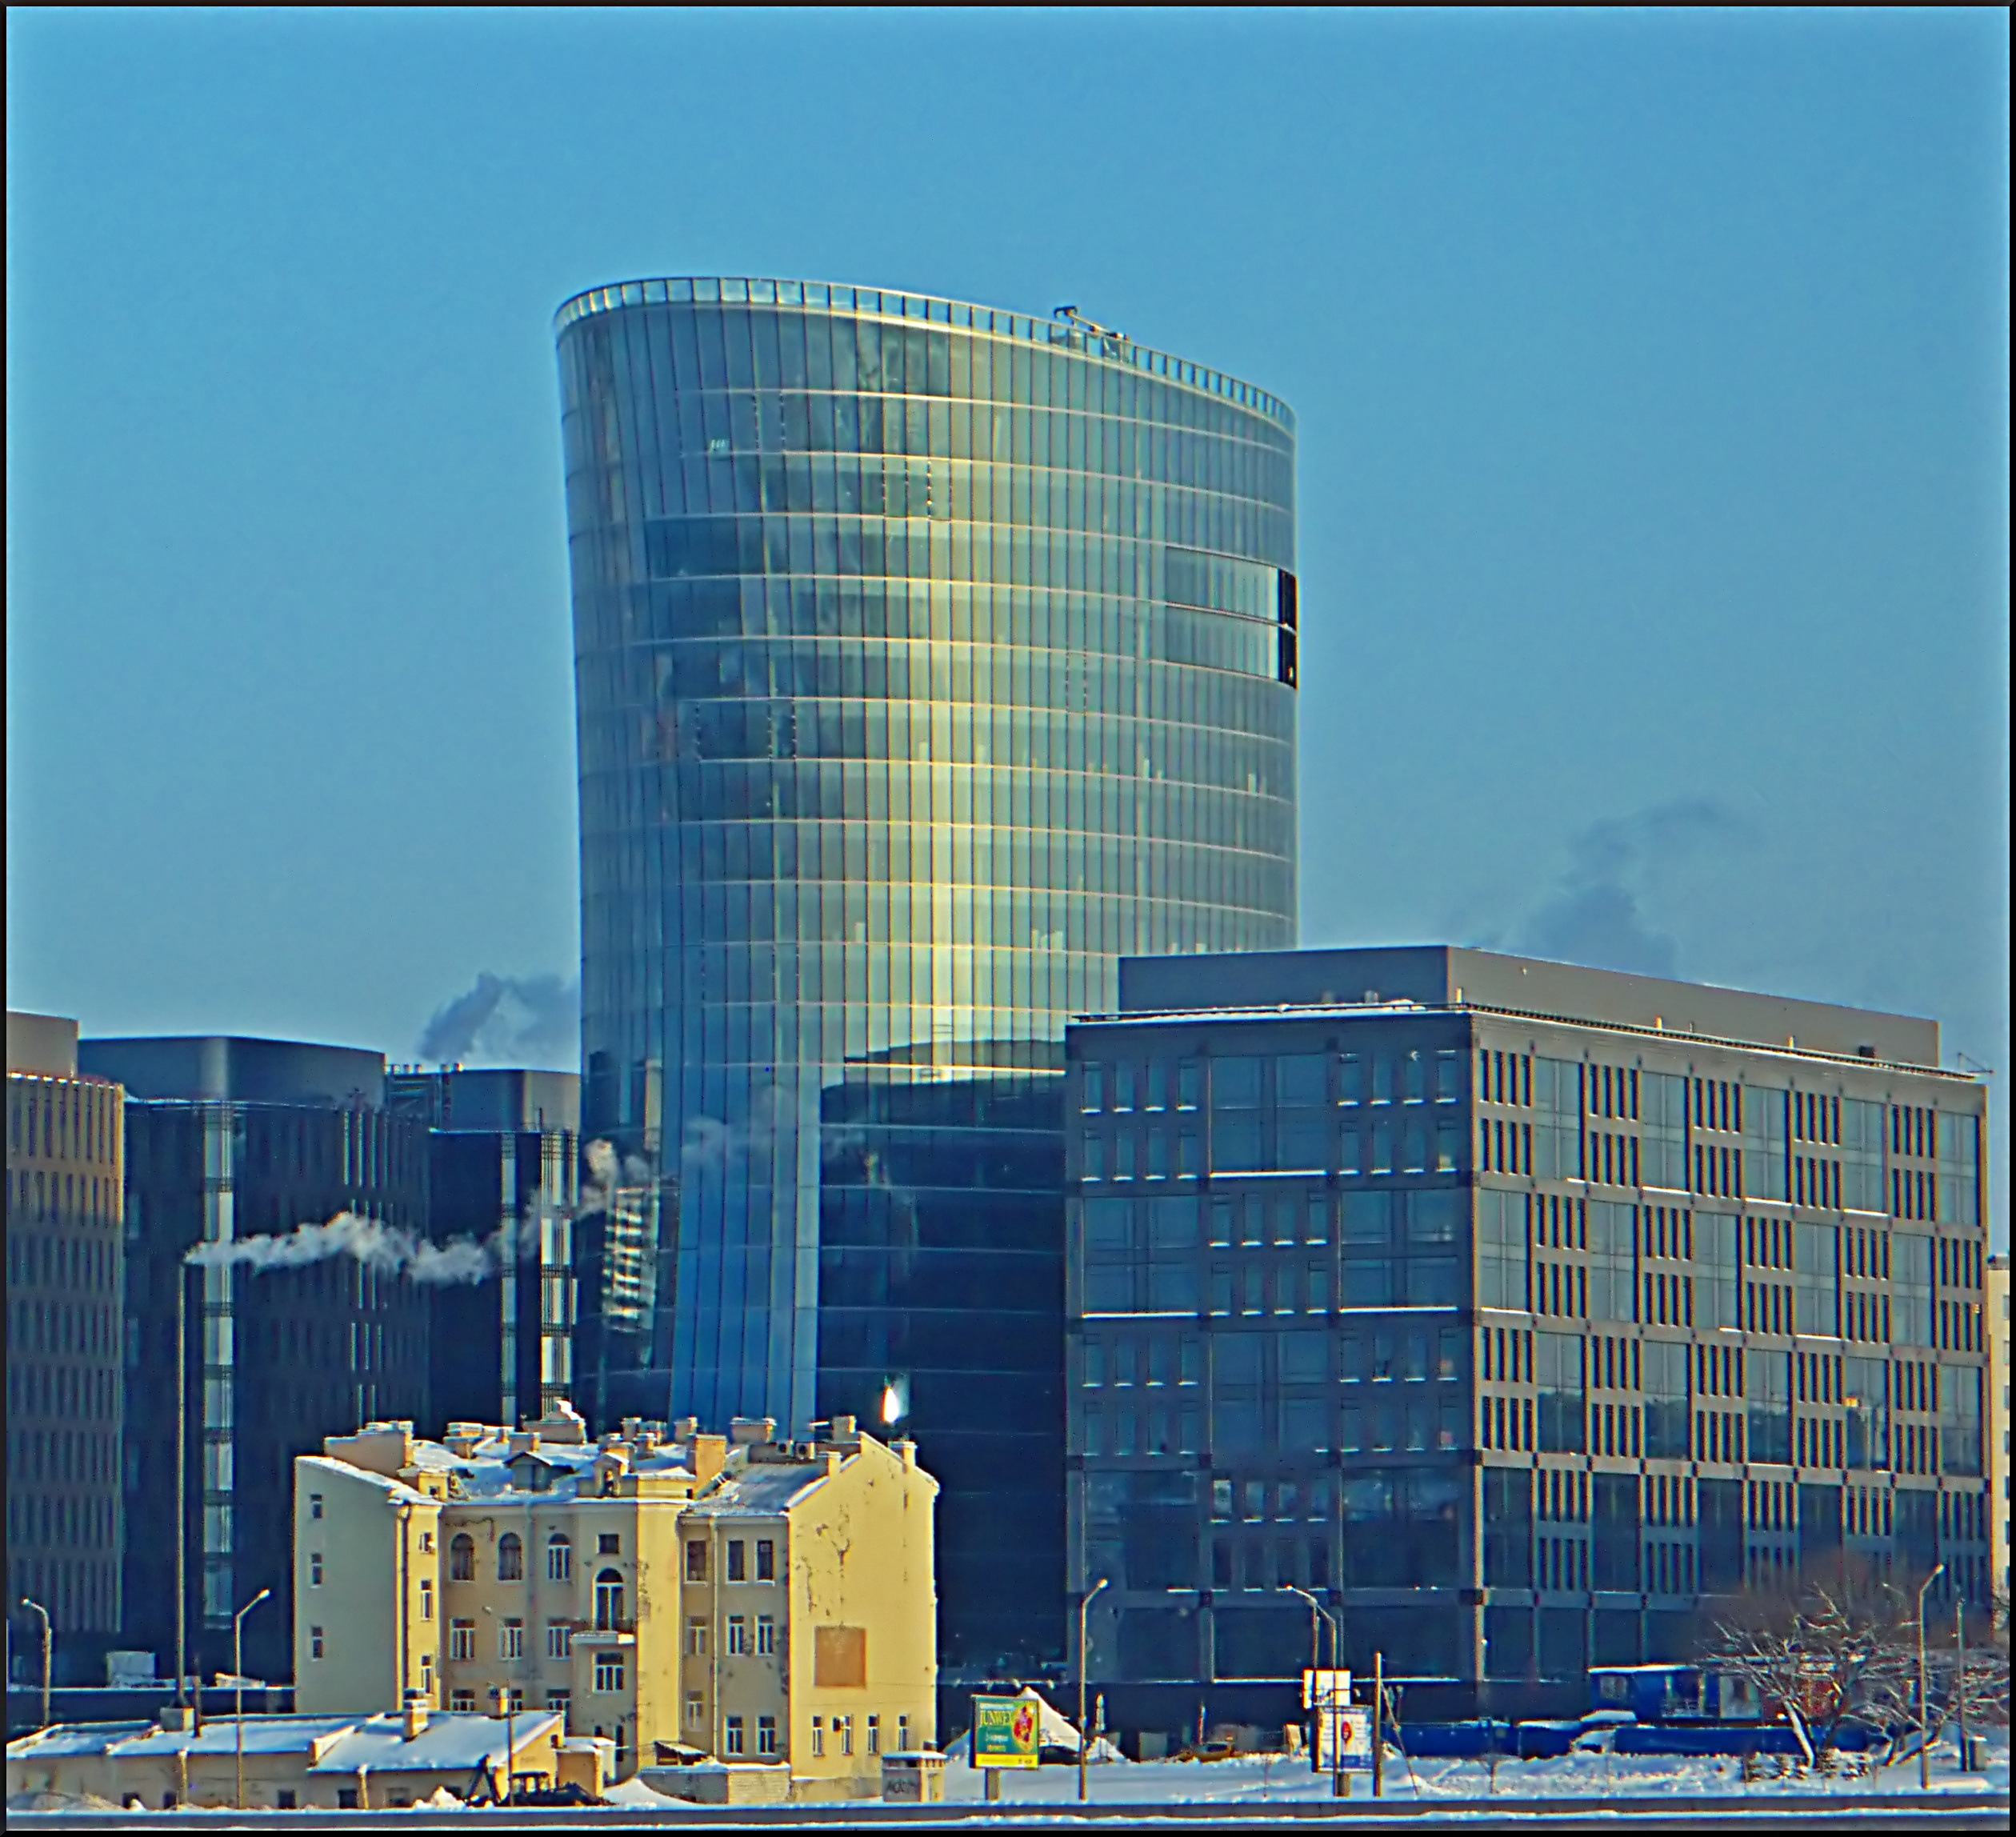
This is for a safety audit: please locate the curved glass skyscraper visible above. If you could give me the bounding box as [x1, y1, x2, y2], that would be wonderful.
[558, 277, 1298, 1446]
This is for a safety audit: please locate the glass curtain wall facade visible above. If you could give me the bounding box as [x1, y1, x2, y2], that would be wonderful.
[1064, 951, 1991, 1729]
[558, 277, 1298, 1429]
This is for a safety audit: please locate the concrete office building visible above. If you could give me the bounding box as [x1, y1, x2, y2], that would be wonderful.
[1064, 947, 1991, 1729]
[386, 1068, 582, 1431]
[82, 1035, 432, 1686]
[6, 1013, 126, 1667]
[558, 277, 1298, 1666]
[293, 1408, 937, 1788]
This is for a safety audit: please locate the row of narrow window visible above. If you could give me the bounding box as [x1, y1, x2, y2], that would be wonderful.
[8, 1080, 118, 1164]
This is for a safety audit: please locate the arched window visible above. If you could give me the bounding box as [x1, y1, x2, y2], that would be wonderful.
[594, 1569, 626, 1631]
[498, 1532, 524, 1582]
[546, 1534, 572, 1582]
[449, 1534, 475, 1582]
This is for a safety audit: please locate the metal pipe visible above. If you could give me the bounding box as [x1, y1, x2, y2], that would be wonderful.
[490, 1683, 515, 1803]
[1077, 1578, 1108, 1801]
[20, 1598, 51, 1732]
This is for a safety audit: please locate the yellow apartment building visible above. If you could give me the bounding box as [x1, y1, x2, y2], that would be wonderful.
[293, 1404, 936, 1787]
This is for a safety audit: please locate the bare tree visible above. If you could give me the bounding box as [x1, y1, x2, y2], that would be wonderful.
[1702, 1587, 1912, 1767]
[1858, 1607, 2012, 1767]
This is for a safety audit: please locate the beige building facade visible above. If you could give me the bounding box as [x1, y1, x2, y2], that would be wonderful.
[293, 1405, 936, 1787]
[1990, 1255, 2009, 1602]
[6, 1011, 126, 1639]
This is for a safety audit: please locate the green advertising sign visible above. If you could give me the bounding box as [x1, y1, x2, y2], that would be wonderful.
[971, 1695, 1041, 1769]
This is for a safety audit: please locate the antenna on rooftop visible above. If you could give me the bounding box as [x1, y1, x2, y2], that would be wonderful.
[1054, 304, 1126, 343]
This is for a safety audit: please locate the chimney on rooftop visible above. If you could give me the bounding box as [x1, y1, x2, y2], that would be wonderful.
[691, 1434, 727, 1487]
[403, 1694, 429, 1740]
[672, 1416, 699, 1443]
[729, 1416, 776, 1446]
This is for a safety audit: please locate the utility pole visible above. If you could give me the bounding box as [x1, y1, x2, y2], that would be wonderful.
[19, 1599, 52, 1732]
[1077, 1578, 1108, 1802]
[1371, 1650, 1383, 1798]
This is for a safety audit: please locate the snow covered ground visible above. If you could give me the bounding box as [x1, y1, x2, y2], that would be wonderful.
[926, 1735, 2010, 1807]
[18, 1736, 1998, 1816]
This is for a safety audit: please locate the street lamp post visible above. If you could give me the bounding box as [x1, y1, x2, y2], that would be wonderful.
[233, 1588, 273, 1807]
[1282, 1586, 1343, 1797]
[19, 1599, 52, 1732]
[1954, 1598, 1967, 1769]
[175, 1271, 188, 1711]
[1915, 1563, 1946, 1789]
[1077, 1578, 1109, 1803]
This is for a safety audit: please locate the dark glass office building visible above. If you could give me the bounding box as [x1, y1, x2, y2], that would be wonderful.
[386, 1068, 581, 1431]
[82, 1036, 431, 1686]
[558, 278, 1296, 1415]
[1066, 948, 1990, 1730]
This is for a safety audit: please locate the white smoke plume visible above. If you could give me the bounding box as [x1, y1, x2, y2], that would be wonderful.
[185, 1212, 504, 1284]
[417, 972, 578, 1067]
[186, 1139, 644, 1283]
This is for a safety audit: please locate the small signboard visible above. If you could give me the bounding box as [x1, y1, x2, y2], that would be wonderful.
[1314, 1703, 1373, 1772]
[1302, 1667, 1351, 1709]
[971, 1695, 1041, 1770]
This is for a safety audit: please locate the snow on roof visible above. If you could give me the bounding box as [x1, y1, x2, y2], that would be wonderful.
[9, 1712, 559, 1774]
[14, 1717, 358, 1762]
[6, 1723, 158, 1760]
[320, 1420, 698, 1503]
[308, 1711, 563, 1775]
[298, 1455, 436, 1508]
[678, 1454, 831, 1518]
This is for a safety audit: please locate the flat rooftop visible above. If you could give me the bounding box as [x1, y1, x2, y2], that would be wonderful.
[1112, 946, 1941, 1068]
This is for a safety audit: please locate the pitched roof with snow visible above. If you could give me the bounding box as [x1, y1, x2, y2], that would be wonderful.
[7, 1711, 560, 1774]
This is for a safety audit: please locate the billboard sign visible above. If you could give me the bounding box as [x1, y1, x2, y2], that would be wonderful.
[972, 1695, 1041, 1770]
[1315, 1703, 1373, 1771]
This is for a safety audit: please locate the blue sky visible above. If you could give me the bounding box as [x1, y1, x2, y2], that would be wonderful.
[7, 10, 2007, 1235]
